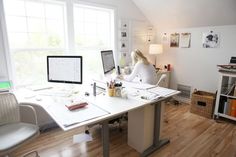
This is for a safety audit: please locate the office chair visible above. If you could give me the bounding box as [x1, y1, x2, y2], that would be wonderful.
[156, 74, 167, 87]
[0, 93, 40, 157]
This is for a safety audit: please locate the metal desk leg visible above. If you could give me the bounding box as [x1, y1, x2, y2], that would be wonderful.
[141, 101, 170, 157]
[102, 120, 109, 157]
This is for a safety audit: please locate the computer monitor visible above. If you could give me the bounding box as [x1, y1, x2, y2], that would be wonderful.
[47, 56, 82, 84]
[101, 50, 115, 74]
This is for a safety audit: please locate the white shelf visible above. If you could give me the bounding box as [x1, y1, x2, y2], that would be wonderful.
[214, 71, 236, 122]
[218, 113, 236, 121]
[220, 94, 236, 99]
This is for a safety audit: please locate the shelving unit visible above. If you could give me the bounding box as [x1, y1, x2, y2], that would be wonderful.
[214, 71, 236, 120]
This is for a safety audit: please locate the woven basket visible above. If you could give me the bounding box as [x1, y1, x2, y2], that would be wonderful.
[190, 90, 216, 119]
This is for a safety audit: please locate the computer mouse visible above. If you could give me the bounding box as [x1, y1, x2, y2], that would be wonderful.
[35, 96, 42, 101]
[85, 92, 90, 96]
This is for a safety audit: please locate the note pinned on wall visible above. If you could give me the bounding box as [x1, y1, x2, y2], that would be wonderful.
[180, 33, 191, 48]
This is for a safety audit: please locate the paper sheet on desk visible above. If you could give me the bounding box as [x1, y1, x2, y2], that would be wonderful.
[73, 133, 93, 143]
[122, 81, 154, 90]
[46, 103, 109, 127]
[127, 88, 162, 102]
[148, 87, 177, 97]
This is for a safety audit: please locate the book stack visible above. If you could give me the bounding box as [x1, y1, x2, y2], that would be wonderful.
[222, 83, 236, 117]
[234, 84, 236, 96]
[223, 99, 236, 117]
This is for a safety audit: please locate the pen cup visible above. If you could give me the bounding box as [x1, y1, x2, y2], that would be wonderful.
[107, 88, 114, 97]
[114, 87, 122, 97]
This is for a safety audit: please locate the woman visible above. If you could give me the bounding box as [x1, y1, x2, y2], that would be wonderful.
[125, 49, 157, 85]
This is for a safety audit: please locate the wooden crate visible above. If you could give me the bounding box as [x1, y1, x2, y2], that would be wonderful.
[190, 90, 216, 119]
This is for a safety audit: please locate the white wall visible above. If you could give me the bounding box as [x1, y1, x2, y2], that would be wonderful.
[156, 25, 236, 93]
[0, 1, 9, 80]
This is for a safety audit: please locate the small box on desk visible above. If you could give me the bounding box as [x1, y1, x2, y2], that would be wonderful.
[190, 90, 216, 119]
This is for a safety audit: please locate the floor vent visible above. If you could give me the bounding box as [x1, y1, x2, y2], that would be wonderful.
[174, 84, 191, 103]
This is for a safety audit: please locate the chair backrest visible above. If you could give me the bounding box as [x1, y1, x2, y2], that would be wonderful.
[0, 93, 20, 126]
[156, 74, 167, 87]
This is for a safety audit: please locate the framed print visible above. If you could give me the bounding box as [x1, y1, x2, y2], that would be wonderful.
[170, 33, 180, 47]
[120, 41, 128, 51]
[180, 33, 191, 48]
[120, 30, 128, 40]
[202, 31, 220, 48]
[120, 20, 129, 30]
[162, 33, 168, 43]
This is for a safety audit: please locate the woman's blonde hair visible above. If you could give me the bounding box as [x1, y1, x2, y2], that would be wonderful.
[131, 49, 150, 65]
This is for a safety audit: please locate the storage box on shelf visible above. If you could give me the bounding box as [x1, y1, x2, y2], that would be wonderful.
[214, 71, 236, 121]
[190, 90, 216, 119]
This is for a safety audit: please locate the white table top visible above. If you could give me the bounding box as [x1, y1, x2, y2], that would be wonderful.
[15, 85, 180, 131]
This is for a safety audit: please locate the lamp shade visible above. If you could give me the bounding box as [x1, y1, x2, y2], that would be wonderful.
[149, 44, 163, 55]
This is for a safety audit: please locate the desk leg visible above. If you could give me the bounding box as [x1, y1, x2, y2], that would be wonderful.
[101, 120, 109, 157]
[141, 101, 170, 157]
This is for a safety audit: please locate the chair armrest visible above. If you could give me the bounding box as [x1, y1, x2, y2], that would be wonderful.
[19, 103, 38, 125]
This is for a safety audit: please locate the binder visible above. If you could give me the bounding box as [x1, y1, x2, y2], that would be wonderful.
[230, 99, 236, 117]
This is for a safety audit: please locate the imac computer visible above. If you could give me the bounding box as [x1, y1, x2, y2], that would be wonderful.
[101, 50, 116, 74]
[47, 56, 82, 84]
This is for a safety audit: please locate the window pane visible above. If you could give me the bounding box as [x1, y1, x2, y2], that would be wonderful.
[26, 1, 44, 18]
[46, 19, 64, 34]
[4, 0, 66, 49]
[83, 8, 97, 22]
[4, 0, 25, 16]
[46, 20, 65, 48]
[74, 4, 114, 79]
[8, 33, 28, 49]
[28, 18, 46, 33]
[4, 0, 67, 86]
[6, 16, 27, 32]
[74, 22, 84, 35]
[74, 8, 84, 22]
[12, 51, 64, 86]
[97, 11, 110, 23]
[45, 3, 64, 20]
[28, 33, 47, 48]
[74, 5, 113, 50]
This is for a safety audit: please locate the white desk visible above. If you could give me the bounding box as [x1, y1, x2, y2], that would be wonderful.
[15, 85, 179, 157]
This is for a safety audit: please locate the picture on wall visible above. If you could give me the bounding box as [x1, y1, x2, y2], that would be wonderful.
[202, 31, 220, 48]
[120, 20, 129, 30]
[120, 31, 128, 40]
[162, 33, 168, 43]
[120, 41, 128, 51]
[170, 33, 180, 47]
[180, 33, 191, 48]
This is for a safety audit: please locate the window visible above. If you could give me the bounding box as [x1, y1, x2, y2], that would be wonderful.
[4, 0, 114, 86]
[73, 3, 114, 79]
[4, 0, 66, 86]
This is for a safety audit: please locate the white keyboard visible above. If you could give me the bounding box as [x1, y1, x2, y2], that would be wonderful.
[27, 85, 53, 91]
[39, 90, 72, 97]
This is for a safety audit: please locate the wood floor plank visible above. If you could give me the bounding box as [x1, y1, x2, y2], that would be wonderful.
[12, 103, 236, 157]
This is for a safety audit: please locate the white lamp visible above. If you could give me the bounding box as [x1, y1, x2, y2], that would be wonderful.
[149, 44, 163, 68]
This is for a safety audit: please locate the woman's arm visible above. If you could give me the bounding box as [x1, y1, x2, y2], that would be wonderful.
[125, 63, 141, 81]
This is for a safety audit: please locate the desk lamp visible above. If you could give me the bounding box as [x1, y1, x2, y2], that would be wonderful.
[149, 44, 163, 69]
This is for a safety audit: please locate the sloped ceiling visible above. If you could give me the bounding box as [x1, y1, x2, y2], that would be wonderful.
[131, 0, 236, 30]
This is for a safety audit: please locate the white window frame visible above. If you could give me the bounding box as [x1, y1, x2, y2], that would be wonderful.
[1, 0, 117, 87]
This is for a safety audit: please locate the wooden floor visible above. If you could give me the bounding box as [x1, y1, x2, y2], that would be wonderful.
[13, 103, 236, 157]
